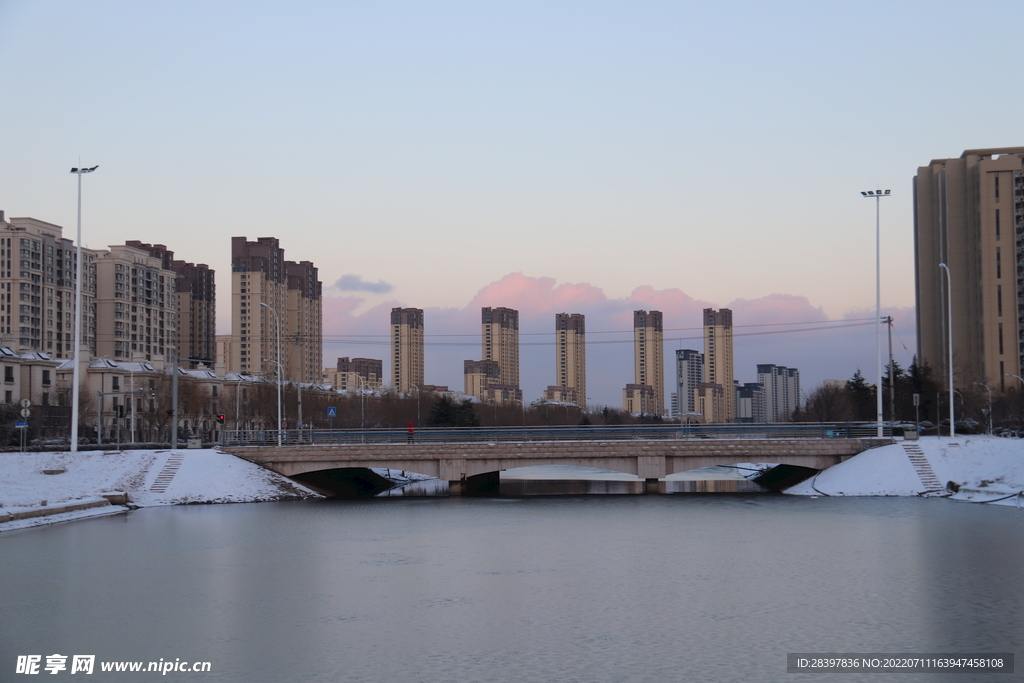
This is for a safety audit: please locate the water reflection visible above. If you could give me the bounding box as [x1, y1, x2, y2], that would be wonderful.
[377, 465, 769, 496]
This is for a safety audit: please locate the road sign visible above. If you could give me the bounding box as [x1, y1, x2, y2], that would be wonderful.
[15, 421, 27, 428]
[20, 408, 31, 418]
[327, 406, 337, 417]
[20, 398, 30, 409]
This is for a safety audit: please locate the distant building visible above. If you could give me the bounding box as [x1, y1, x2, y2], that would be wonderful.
[757, 364, 800, 421]
[464, 359, 500, 400]
[914, 147, 1024, 393]
[285, 260, 322, 384]
[482, 307, 519, 389]
[693, 382, 725, 423]
[623, 310, 664, 415]
[94, 243, 177, 363]
[675, 349, 704, 417]
[391, 307, 424, 393]
[125, 241, 215, 368]
[623, 383, 656, 415]
[735, 382, 767, 423]
[332, 357, 382, 391]
[543, 313, 585, 406]
[703, 308, 734, 422]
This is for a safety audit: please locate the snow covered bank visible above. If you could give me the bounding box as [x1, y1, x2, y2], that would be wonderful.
[785, 436, 1024, 508]
[0, 449, 321, 532]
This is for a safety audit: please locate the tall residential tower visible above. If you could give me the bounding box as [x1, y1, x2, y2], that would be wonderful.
[914, 147, 1024, 393]
[391, 307, 424, 393]
[703, 308, 734, 422]
[543, 313, 585, 406]
[623, 310, 663, 415]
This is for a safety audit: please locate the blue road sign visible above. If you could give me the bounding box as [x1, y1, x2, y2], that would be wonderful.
[15, 421, 27, 428]
[327, 407, 337, 417]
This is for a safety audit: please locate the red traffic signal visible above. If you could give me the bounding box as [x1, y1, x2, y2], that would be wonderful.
[216, 414, 226, 424]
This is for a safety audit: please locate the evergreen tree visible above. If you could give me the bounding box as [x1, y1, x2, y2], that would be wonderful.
[846, 369, 876, 421]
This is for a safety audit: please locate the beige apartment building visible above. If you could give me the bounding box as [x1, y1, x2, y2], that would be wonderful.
[703, 308, 734, 422]
[94, 244, 178, 363]
[230, 237, 321, 383]
[482, 307, 519, 389]
[623, 310, 663, 415]
[464, 359, 500, 401]
[285, 260, 322, 383]
[693, 382, 725, 423]
[623, 383, 656, 415]
[124, 241, 215, 367]
[329, 356, 383, 391]
[391, 307, 424, 393]
[914, 147, 1024, 393]
[543, 313, 585, 406]
[0, 213, 98, 357]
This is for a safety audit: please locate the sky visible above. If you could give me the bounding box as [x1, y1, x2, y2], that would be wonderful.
[1, 1, 1021, 407]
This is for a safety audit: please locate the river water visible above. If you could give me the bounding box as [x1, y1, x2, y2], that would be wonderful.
[1, 494, 1021, 682]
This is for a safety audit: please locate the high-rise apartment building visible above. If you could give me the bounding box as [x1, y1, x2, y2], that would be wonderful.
[543, 313, 585, 406]
[94, 244, 178, 362]
[624, 310, 663, 415]
[230, 237, 321, 382]
[391, 307, 424, 393]
[125, 241, 215, 367]
[757, 364, 800, 421]
[675, 349, 704, 417]
[736, 382, 767, 423]
[482, 307, 519, 389]
[914, 147, 1024, 393]
[286, 260, 322, 383]
[230, 237, 287, 379]
[0, 214, 97, 356]
[703, 308, 734, 422]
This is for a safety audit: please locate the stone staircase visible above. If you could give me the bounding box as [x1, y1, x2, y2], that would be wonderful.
[902, 443, 945, 496]
[149, 452, 184, 494]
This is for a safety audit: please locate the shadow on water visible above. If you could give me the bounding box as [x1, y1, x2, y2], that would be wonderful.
[373, 465, 773, 497]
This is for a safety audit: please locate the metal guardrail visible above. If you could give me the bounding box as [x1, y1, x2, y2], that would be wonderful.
[221, 423, 893, 447]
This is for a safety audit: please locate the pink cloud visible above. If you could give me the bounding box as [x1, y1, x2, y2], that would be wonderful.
[319, 273, 917, 407]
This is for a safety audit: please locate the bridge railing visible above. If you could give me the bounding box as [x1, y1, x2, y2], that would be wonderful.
[220, 423, 892, 447]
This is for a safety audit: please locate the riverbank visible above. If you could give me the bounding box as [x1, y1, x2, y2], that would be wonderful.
[784, 436, 1024, 507]
[0, 448, 322, 532]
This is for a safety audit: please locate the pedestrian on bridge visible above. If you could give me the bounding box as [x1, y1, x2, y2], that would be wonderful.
[407, 421, 415, 444]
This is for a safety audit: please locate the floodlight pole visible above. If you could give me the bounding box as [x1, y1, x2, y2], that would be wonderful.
[861, 189, 889, 437]
[939, 263, 954, 437]
[260, 302, 283, 446]
[69, 165, 97, 452]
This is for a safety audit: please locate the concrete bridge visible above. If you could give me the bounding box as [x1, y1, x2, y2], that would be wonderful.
[223, 437, 892, 495]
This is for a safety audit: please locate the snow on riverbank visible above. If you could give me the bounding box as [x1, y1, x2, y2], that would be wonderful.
[0, 449, 320, 532]
[785, 436, 1024, 507]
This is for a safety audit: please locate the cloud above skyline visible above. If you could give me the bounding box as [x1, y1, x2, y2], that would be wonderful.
[334, 274, 394, 294]
[321, 273, 916, 408]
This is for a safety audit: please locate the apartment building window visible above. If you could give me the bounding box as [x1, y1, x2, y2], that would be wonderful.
[997, 285, 1002, 317]
[999, 323, 1004, 355]
[4, 391, 10, 403]
[996, 209, 1001, 240]
[994, 174, 1000, 200]
[997, 247, 1002, 278]
[41, 392, 48, 406]
[42, 370, 50, 386]
[3, 366, 12, 383]
[112, 376, 120, 391]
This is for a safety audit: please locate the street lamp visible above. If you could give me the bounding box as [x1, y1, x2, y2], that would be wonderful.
[259, 302, 282, 446]
[972, 382, 993, 435]
[938, 263, 954, 437]
[69, 164, 98, 452]
[861, 188, 890, 437]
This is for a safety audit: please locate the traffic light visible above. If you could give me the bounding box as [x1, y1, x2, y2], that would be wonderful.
[216, 414, 226, 425]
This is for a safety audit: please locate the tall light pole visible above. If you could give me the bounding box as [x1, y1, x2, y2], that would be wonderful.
[938, 263, 954, 438]
[861, 189, 889, 437]
[69, 165, 98, 452]
[972, 382, 992, 435]
[259, 302, 282, 446]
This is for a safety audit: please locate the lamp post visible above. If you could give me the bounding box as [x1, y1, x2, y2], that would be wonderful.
[861, 188, 890, 437]
[972, 382, 992, 435]
[938, 263, 954, 438]
[352, 374, 368, 441]
[69, 164, 98, 451]
[259, 302, 282, 446]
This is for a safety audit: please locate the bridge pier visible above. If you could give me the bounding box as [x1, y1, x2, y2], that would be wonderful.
[644, 478, 664, 494]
